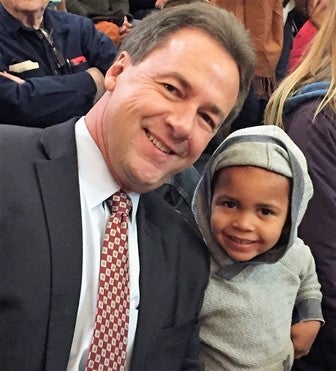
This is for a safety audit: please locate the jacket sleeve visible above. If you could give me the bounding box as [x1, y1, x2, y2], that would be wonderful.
[294, 242, 324, 323]
[286, 103, 336, 367]
[0, 72, 96, 126]
[289, 107, 336, 319]
[76, 18, 117, 74]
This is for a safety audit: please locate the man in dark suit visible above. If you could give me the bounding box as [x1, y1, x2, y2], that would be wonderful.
[0, 3, 255, 370]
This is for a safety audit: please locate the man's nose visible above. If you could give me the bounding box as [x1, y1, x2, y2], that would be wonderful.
[166, 105, 196, 140]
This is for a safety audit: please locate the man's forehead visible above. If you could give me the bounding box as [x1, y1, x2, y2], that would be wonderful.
[162, 27, 222, 47]
[138, 27, 229, 65]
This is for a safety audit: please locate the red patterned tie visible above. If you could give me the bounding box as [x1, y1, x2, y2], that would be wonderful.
[86, 190, 132, 371]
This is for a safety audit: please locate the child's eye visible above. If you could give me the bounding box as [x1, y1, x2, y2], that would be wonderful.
[260, 208, 273, 216]
[223, 200, 236, 208]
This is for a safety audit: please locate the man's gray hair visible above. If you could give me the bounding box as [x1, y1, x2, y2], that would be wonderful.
[119, 2, 256, 127]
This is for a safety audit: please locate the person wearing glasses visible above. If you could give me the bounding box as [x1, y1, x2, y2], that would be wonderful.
[0, 0, 117, 126]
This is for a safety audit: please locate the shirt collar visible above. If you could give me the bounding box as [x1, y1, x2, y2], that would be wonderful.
[0, 3, 23, 35]
[75, 117, 139, 219]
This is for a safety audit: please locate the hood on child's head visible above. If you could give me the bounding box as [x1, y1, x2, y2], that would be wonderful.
[192, 125, 313, 268]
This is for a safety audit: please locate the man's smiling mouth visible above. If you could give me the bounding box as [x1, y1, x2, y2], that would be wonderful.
[147, 132, 171, 154]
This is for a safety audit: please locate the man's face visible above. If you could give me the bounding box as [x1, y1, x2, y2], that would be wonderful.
[1, 0, 49, 15]
[211, 166, 290, 262]
[93, 28, 240, 193]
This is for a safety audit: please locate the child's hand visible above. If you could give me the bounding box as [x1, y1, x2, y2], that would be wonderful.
[291, 321, 321, 359]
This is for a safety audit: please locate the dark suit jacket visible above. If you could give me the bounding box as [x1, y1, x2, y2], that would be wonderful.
[0, 120, 209, 370]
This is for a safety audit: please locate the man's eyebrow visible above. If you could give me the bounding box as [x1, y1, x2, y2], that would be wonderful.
[161, 71, 226, 121]
[160, 71, 192, 90]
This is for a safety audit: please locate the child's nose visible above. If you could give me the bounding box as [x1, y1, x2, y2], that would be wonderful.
[232, 212, 255, 231]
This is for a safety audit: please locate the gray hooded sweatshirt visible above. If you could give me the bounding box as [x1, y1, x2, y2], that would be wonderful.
[192, 125, 323, 370]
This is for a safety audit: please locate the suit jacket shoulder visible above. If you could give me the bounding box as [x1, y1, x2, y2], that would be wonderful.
[0, 120, 83, 371]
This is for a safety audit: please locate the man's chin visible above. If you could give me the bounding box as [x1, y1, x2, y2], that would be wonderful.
[124, 173, 167, 193]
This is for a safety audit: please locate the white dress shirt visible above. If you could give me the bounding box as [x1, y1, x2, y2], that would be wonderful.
[67, 117, 140, 371]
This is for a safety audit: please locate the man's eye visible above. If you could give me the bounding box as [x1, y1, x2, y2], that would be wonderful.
[164, 83, 177, 94]
[199, 112, 215, 129]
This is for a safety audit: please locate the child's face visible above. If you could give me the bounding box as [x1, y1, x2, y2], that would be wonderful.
[210, 166, 290, 262]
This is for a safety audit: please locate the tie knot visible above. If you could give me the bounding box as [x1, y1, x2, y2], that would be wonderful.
[107, 190, 132, 216]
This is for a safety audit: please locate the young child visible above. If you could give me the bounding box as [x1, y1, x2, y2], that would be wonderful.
[192, 125, 324, 370]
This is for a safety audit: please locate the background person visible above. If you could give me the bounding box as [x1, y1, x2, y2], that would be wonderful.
[288, 0, 330, 72]
[0, 0, 116, 126]
[264, 2, 336, 367]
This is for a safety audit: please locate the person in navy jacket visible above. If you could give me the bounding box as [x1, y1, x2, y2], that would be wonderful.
[0, 0, 117, 126]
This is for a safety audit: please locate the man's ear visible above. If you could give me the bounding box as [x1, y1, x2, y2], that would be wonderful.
[105, 51, 132, 91]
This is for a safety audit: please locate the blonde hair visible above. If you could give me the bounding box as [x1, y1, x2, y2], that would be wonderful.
[264, 0, 336, 127]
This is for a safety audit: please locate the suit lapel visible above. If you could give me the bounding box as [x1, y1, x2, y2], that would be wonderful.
[36, 120, 83, 370]
[130, 197, 165, 370]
